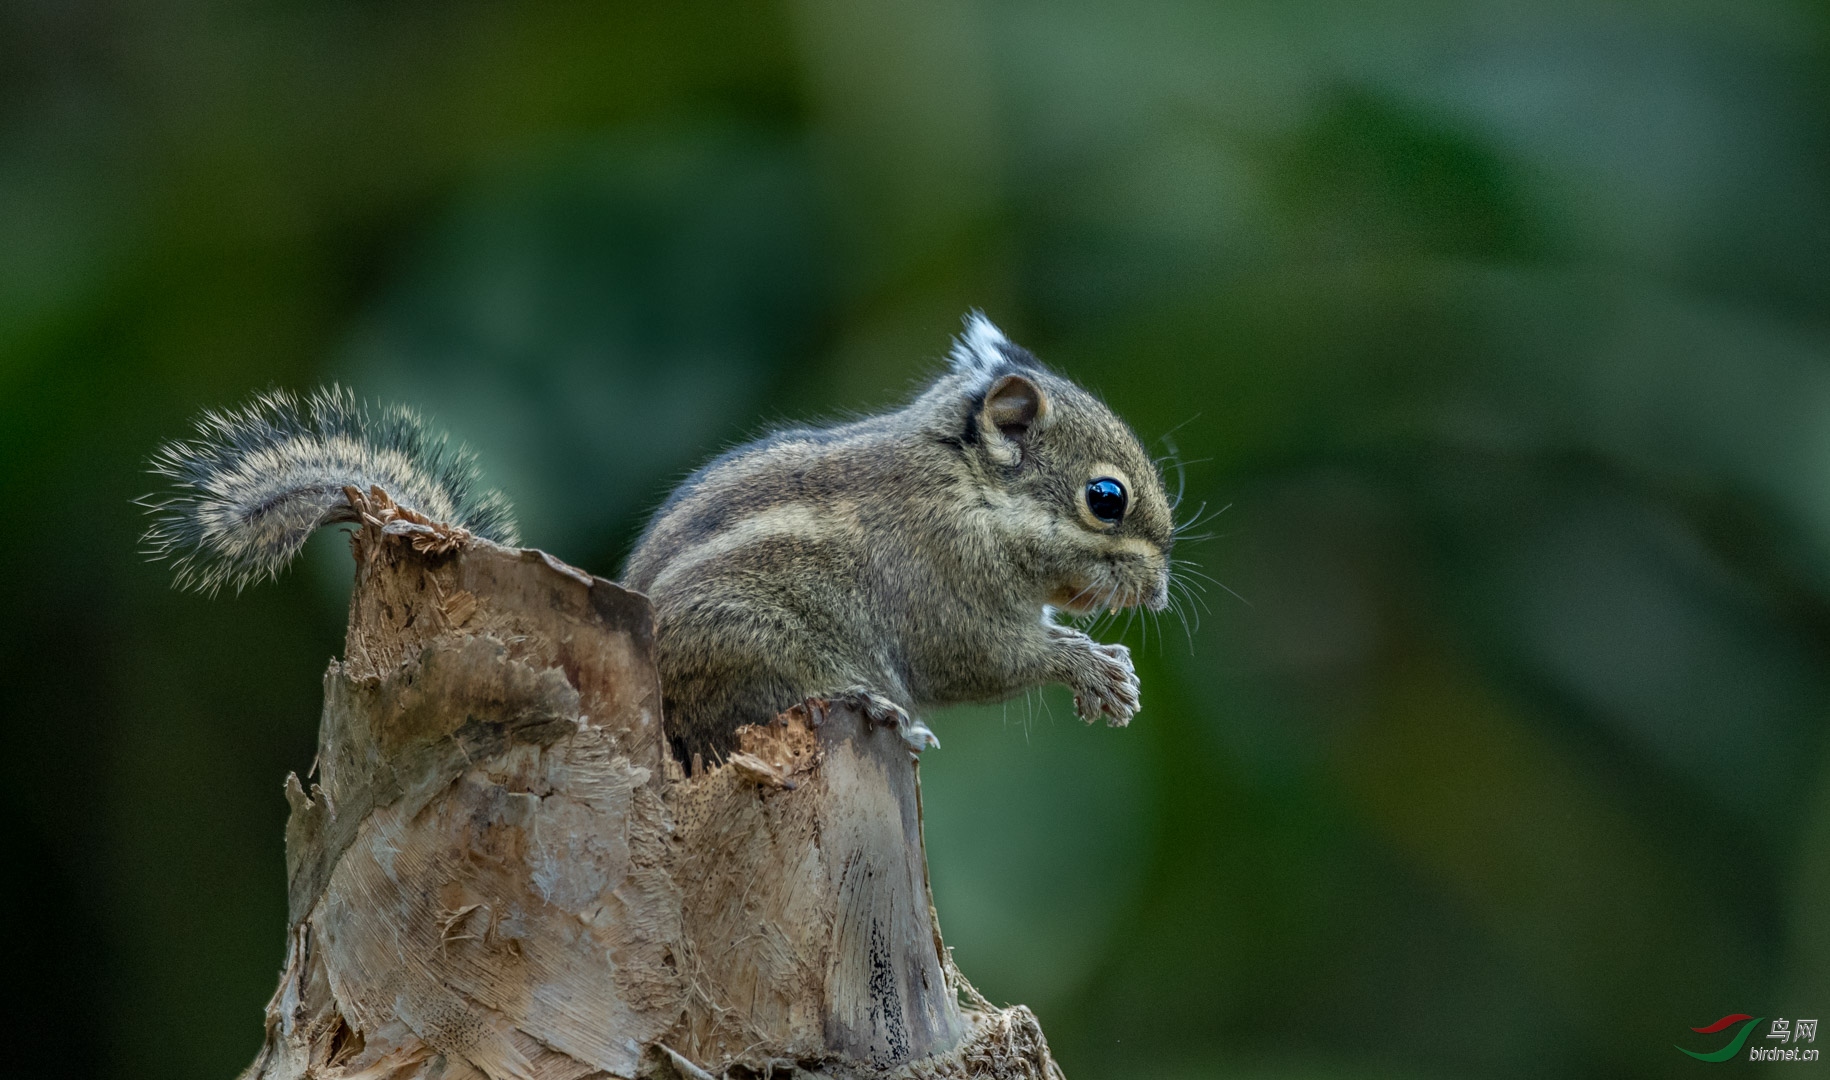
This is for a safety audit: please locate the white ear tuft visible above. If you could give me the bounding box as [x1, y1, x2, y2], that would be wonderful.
[948, 310, 1011, 376]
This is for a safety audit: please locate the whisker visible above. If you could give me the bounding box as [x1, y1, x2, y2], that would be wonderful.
[1151, 419, 1207, 515]
[1171, 567, 1215, 593]
[1170, 577, 1205, 631]
[1178, 596, 1207, 655]
[1159, 434, 1188, 514]
[1171, 574, 1211, 616]
[1162, 598, 1190, 655]
[1172, 593, 1198, 651]
[1062, 581, 1102, 616]
[1170, 563, 1223, 587]
[1154, 413, 1203, 445]
[1180, 568, 1249, 607]
[1086, 580, 1124, 637]
[1151, 430, 1195, 451]
[1174, 500, 1231, 539]
[1172, 557, 1246, 607]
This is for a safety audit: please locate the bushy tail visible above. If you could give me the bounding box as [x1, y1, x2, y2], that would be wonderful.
[142, 386, 519, 594]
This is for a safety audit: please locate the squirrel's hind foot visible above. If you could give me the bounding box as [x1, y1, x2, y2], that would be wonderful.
[829, 687, 939, 754]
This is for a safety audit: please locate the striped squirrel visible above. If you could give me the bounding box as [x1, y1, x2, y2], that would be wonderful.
[144, 314, 1173, 763]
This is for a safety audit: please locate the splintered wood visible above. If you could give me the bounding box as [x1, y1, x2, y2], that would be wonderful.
[244, 528, 1064, 1080]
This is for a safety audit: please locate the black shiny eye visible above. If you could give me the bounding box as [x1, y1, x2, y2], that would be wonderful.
[1085, 477, 1127, 524]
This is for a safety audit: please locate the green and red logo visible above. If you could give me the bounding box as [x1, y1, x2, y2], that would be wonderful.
[1678, 1014, 1763, 1062]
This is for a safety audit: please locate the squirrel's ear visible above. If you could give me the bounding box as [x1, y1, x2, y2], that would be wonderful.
[977, 373, 1051, 464]
[949, 311, 1011, 376]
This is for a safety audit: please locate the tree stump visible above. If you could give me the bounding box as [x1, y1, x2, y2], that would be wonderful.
[242, 522, 1064, 1080]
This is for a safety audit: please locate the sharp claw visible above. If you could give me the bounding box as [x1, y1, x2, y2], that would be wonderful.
[901, 718, 940, 753]
[834, 686, 938, 753]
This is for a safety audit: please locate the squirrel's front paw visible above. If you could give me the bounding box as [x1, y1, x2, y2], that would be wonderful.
[1059, 636, 1139, 726]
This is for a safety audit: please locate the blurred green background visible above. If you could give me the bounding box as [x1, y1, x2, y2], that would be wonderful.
[3, 2, 1828, 1077]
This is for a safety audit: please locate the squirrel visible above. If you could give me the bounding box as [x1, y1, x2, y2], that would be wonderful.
[622, 314, 1172, 760]
[144, 314, 1173, 763]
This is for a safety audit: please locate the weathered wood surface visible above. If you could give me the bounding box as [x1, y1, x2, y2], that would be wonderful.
[242, 526, 1063, 1080]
